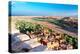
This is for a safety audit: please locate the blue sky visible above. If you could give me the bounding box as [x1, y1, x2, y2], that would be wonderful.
[9, 1, 78, 16]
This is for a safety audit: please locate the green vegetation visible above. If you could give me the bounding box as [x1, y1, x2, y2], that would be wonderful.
[15, 20, 78, 49]
[64, 34, 78, 49]
[16, 20, 27, 33]
[15, 20, 44, 34]
[32, 18, 68, 28]
[32, 18, 78, 33]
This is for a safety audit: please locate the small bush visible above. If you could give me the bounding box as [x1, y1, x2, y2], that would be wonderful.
[15, 20, 44, 34]
[15, 20, 27, 33]
[64, 34, 78, 49]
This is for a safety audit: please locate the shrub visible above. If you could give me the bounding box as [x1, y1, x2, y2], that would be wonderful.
[15, 20, 27, 33]
[15, 20, 44, 34]
[64, 34, 78, 49]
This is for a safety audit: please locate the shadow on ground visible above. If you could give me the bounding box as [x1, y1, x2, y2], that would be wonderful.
[8, 33, 32, 53]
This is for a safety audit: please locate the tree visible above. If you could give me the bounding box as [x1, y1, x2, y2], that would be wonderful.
[15, 20, 44, 38]
[15, 20, 27, 34]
